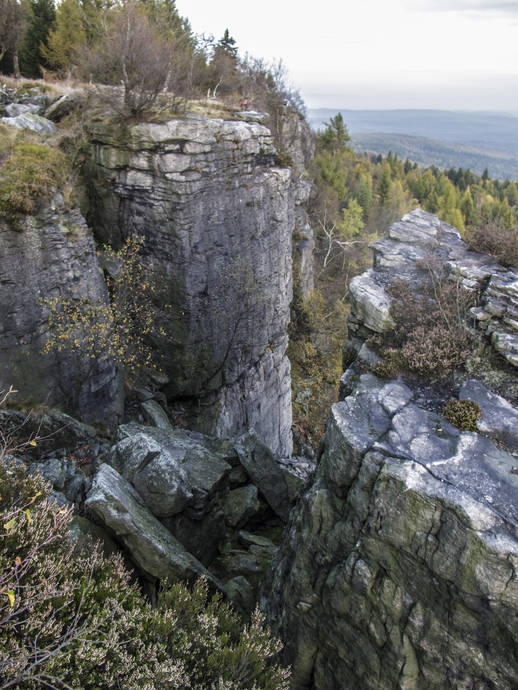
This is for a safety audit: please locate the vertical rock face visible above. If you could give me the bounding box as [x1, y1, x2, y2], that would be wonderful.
[0, 196, 120, 422]
[87, 117, 294, 455]
[278, 109, 315, 296]
[265, 210, 518, 688]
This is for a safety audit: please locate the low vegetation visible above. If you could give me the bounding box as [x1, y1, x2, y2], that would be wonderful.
[465, 222, 518, 268]
[370, 272, 477, 380]
[0, 458, 290, 689]
[442, 398, 481, 432]
[0, 129, 70, 221]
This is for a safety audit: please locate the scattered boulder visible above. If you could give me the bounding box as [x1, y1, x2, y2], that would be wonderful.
[4, 102, 40, 117]
[86, 463, 218, 585]
[224, 485, 261, 528]
[234, 429, 291, 522]
[140, 399, 173, 430]
[1, 113, 57, 134]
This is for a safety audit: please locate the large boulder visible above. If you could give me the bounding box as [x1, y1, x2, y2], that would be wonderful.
[112, 426, 232, 519]
[234, 429, 291, 522]
[86, 463, 218, 585]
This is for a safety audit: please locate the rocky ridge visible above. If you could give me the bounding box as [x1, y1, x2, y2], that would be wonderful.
[265, 210, 518, 689]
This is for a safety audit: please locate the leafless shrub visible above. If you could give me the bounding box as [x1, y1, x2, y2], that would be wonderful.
[79, 1, 177, 119]
[465, 222, 518, 268]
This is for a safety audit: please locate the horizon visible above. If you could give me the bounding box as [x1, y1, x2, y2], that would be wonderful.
[175, 0, 518, 113]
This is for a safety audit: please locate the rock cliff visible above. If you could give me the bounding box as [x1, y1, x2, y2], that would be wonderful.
[265, 210, 518, 688]
[86, 117, 294, 455]
[0, 195, 120, 422]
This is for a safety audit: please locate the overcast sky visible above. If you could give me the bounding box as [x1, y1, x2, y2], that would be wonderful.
[175, 0, 518, 112]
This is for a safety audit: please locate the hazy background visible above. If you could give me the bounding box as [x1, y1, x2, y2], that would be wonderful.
[175, 0, 518, 113]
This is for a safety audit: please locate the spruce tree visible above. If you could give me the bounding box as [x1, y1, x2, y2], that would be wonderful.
[19, 0, 55, 78]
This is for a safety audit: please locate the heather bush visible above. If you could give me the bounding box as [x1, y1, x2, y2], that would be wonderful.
[371, 270, 477, 380]
[0, 460, 290, 689]
[465, 222, 518, 268]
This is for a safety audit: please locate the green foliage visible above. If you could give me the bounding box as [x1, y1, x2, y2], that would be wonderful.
[0, 134, 69, 221]
[42, 236, 161, 410]
[0, 460, 290, 689]
[318, 113, 350, 154]
[41, 0, 86, 73]
[19, 0, 55, 78]
[442, 398, 481, 431]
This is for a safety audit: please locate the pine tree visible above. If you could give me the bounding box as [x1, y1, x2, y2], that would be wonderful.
[19, 0, 55, 78]
[318, 113, 350, 154]
[217, 28, 237, 57]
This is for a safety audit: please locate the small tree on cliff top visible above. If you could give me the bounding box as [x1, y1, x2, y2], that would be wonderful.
[80, 0, 177, 118]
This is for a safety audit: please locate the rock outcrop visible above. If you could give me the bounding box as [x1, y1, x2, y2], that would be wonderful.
[265, 210, 518, 688]
[348, 208, 518, 372]
[276, 108, 315, 296]
[265, 372, 518, 688]
[0, 195, 120, 422]
[86, 117, 294, 455]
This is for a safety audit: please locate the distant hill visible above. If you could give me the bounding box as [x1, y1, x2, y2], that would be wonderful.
[308, 109, 518, 180]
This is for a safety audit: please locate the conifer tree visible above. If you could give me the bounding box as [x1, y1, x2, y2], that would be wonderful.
[19, 0, 55, 78]
[42, 0, 86, 75]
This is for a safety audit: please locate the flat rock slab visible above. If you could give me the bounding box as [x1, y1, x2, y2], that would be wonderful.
[2, 113, 57, 134]
[86, 463, 216, 585]
[460, 379, 518, 450]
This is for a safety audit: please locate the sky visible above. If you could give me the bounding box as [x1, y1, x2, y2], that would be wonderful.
[174, 0, 518, 112]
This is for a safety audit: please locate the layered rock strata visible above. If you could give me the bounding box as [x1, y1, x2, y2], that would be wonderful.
[87, 117, 294, 455]
[0, 196, 120, 422]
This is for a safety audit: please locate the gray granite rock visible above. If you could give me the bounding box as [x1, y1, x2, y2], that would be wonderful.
[460, 379, 518, 450]
[264, 373, 518, 689]
[86, 463, 217, 584]
[0, 198, 121, 423]
[140, 399, 173, 430]
[112, 427, 232, 519]
[86, 117, 294, 455]
[234, 429, 291, 522]
[2, 113, 57, 134]
[224, 484, 260, 528]
[4, 102, 40, 117]
[348, 208, 518, 372]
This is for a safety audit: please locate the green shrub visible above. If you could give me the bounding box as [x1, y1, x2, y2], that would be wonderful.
[442, 398, 481, 431]
[0, 140, 70, 222]
[0, 461, 290, 689]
